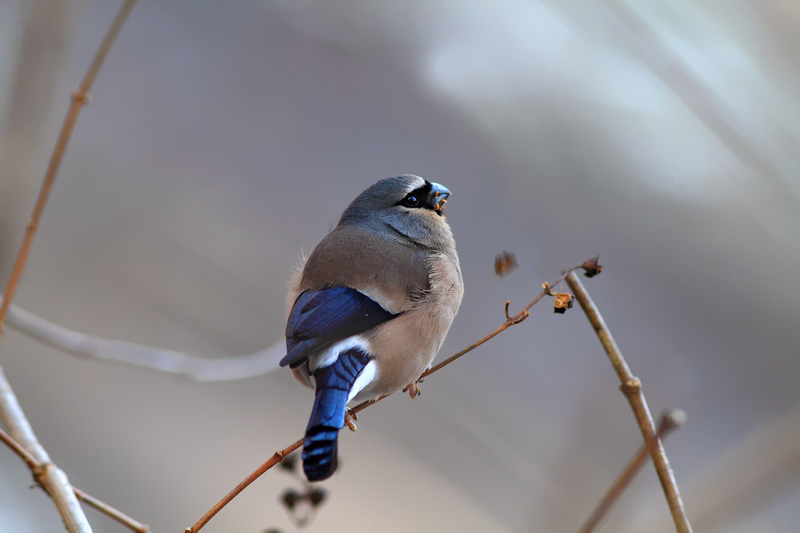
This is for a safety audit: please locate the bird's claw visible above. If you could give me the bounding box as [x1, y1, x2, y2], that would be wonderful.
[403, 381, 422, 399]
[345, 409, 358, 432]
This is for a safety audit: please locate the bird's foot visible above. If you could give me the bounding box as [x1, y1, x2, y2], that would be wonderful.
[344, 408, 358, 432]
[403, 380, 423, 399]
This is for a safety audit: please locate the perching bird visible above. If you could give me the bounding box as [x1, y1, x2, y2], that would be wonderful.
[281, 175, 463, 482]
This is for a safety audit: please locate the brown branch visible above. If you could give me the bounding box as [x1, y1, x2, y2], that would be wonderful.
[186, 264, 591, 533]
[185, 439, 303, 533]
[670, 403, 800, 533]
[0, 3, 143, 531]
[0, 0, 138, 334]
[601, 0, 789, 200]
[73, 487, 150, 533]
[580, 409, 687, 533]
[565, 271, 693, 533]
[420, 268, 572, 378]
[3, 425, 133, 529]
[0, 424, 39, 470]
[0, 422, 149, 533]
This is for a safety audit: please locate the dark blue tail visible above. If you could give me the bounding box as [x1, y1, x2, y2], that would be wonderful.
[302, 348, 371, 481]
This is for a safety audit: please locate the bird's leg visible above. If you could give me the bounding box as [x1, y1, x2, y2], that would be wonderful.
[344, 408, 358, 432]
[403, 378, 424, 399]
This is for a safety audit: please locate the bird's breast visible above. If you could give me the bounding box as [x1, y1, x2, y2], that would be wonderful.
[354, 252, 463, 402]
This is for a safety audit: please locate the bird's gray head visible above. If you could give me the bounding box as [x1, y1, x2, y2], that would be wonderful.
[339, 175, 455, 250]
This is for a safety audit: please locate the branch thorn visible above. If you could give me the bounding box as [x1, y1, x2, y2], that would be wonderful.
[504, 300, 528, 324]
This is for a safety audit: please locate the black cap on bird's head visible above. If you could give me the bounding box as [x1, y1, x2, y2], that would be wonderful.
[394, 178, 451, 215]
[337, 175, 456, 250]
[341, 175, 452, 218]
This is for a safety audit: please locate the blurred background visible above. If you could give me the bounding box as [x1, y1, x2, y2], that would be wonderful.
[1, 0, 798, 531]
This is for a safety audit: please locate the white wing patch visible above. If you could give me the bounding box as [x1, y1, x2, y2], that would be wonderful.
[308, 335, 378, 403]
[310, 335, 371, 372]
[348, 360, 377, 402]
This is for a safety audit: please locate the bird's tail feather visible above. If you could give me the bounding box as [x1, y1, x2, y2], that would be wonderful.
[303, 348, 370, 481]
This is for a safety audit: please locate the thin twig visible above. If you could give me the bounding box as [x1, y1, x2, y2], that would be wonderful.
[0, 425, 39, 470]
[0, 0, 138, 333]
[602, 0, 788, 199]
[0, 263, 589, 382]
[2, 301, 284, 380]
[186, 265, 587, 533]
[0, 423, 149, 533]
[580, 409, 687, 533]
[565, 271, 692, 533]
[73, 487, 150, 533]
[669, 403, 800, 533]
[420, 269, 572, 378]
[0, 2, 139, 531]
[0, 367, 91, 532]
[185, 439, 303, 533]
[0, 269, 559, 382]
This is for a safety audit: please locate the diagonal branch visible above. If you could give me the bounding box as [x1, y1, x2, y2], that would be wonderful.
[0, 253, 550, 382]
[0, 429, 149, 533]
[0, 367, 91, 532]
[73, 487, 150, 533]
[675, 404, 800, 533]
[0, 0, 138, 333]
[565, 271, 692, 533]
[185, 264, 591, 533]
[3, 301, 284, 380]
[186, 439, 304, 533]
[580, 409, 687, 533]
[0, 2, 140, 531]
[601, 0, 795, 203]
[0, 423, 149, 532]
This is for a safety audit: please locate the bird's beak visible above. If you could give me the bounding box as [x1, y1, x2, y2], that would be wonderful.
[427, 182, 451, 213]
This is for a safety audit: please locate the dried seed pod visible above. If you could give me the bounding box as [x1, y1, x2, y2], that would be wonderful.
[308, 488, 327, 507]
[553, 292, 574, 314]
[580, 256, 603, 278]
[281, 489, 301, 511]
[494, 251, 519, 278]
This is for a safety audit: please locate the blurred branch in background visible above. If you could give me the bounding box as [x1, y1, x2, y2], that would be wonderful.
[679, 405, 800, 533]
[603, 0, 794, 202]
[0, 1, 143, 531]
[185, 264, 591, 533]
[0, 0, 138, 333]
[628, 403, 800, 533]
[581, 409, 687, 533]
[187, 259, 694, 533]
[0, 367, 91, 532]
[0, 0, 73, 276]
[72, 487, 150, 533]
[0, 391, 149, 533]
[566, 271, 693, 533]
[2, 300, 284, 380]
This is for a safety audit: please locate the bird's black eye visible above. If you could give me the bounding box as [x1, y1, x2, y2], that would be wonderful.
[400, 194, 422, 208]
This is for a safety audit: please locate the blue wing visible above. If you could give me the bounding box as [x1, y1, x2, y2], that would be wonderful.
[281, 287, 398, 369]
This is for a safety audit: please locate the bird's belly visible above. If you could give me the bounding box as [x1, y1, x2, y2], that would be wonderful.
[352, 303, 455, 403]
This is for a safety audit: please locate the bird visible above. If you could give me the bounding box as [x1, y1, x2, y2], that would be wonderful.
[280, 175, 464, 482]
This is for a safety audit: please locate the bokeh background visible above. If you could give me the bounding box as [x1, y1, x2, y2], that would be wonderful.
[1, 0, 799, 531]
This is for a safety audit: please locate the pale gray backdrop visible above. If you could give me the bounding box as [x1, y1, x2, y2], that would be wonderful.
[1, 1, 798, 532]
